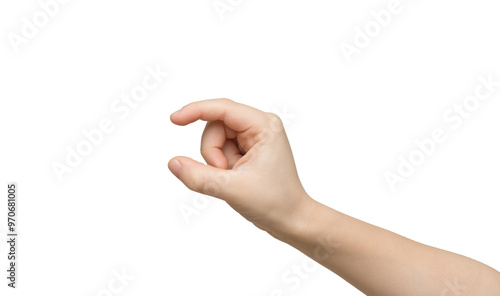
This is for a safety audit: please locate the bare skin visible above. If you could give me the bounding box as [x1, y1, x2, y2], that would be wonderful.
[168, 98, 500, 296]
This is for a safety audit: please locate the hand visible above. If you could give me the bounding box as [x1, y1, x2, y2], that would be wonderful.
[168, 98, 313, 236]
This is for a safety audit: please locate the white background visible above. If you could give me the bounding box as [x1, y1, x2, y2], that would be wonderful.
[1, 0, 499, 295]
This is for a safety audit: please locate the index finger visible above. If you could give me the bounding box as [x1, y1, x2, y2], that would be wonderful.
[170, 98, 267, 132]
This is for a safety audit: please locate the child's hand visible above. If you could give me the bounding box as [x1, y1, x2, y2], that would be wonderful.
[169, 99, 500, 295]
[168, 99, 313, 235]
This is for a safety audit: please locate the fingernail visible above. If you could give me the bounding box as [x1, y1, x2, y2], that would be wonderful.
[169, 159, 182, 178]
[171, 108, 182, 117]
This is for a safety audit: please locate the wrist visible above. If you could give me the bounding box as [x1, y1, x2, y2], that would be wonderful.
[266, 193, 322, 243]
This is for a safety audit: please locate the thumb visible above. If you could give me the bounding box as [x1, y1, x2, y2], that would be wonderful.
[168, 156, 233, 199]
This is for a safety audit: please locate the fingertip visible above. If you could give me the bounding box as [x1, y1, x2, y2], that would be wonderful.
[200, 149, 228, 170]
[212, 155, 229, 170]
[170, 108, 182, 124]
[168, 158, 182, 178]
[171, 107, 198, 126]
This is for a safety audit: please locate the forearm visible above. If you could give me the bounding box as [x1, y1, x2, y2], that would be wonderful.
[270, 196, 500, 296]
[169, 99, 500, 295]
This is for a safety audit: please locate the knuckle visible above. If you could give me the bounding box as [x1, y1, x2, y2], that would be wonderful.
[266, 112, 282, 122]
[187, 176, 204, 193]
[219, 98, 233, 103]
[266, 112, 284, 130]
